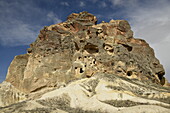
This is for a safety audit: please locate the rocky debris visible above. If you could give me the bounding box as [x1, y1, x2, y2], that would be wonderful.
[0, 81, 27, 107]
[0, 11, 169, 110]
[0, 74, 170, 113]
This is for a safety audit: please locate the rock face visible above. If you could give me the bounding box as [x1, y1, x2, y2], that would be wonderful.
[6, 12, 165, 93]
[0, 12, 169, 112]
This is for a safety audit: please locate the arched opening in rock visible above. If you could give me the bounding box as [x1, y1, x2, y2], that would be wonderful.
[54, 68, 57, 71]
[87, 30, 90, 35]
[84, 43, 99, 54]
[109, 49, 114, 53]
[157, 71, 165, 85]
[111, 62, 114, 66]
[117, 70, 122, 73]
[74, 42, 79, 51]
[86, 75, 91, 78]
[103, 44, 114, 55]
[122, 44, 132, 52]
[80, 40, 84, 43]
[157, 71, 164, 80]
[80, 68, 84, 73]
[27, 48, 32, 53]
[127, 71, 132, 76]
[103, 44, 112, 50]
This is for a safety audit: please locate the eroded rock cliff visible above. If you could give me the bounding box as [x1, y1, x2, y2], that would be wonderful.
[6, 11, 165, 93]
[0, 12, 169, 112]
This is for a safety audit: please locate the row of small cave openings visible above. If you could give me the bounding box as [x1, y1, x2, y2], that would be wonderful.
[74, 66, 133, 77]
[75, 43, 132, 59]
[74, 56, 96, 75]
[74, 60, 134, 78]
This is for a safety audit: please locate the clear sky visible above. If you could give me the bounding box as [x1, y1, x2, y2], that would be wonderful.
[0, 0, 170, 83]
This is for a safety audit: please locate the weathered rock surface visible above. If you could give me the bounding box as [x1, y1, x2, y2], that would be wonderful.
[0, 74, 170, 113]
[0, 81, 27, 107]
[0, 12, 169, 112]
[6, 11, 165, 93]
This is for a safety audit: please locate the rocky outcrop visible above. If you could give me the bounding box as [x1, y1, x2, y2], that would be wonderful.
[5, 12, 165, 94]
[0, 12, 169, 111]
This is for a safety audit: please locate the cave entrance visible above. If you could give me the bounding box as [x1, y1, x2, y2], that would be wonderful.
[84, 43, 99, 54]
[122, 44, 132, 52]
[157, 71, 165, 85]
[80, 68, 84, 73]
[127, 71, 132, 76]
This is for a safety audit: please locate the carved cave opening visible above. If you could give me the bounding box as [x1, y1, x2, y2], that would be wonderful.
[157, 71, 165, 85]
[127, 71, 132, 76]
[84, 43, 99, 54]
[157, 71, 165, 80]
[122, 44, 132, 52]
[74, 42, 79, 51]
[80, 68, 84, 73]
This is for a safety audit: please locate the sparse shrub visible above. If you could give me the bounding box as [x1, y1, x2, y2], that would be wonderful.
[103, 100, 147, 107]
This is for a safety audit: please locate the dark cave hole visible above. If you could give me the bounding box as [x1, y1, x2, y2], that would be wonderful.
[74, 42, 79, 51]
[80, 40, 85, 43]
[84, 43, 99, 54]
[87, 30, 90, 35]
[117, 70, 122, 73]
[96, 31, 100, 35]
[157, 71, 166, 85]
[122, 44, 132, 52]
[80, 68, 84, 73]
[86, 75, 91, 78]
[157, 71, 165, 81]
[27, 48, 32, 53]
[109, 49, 114, 53]
[153, 63, 158, 66]
[127, 71, 132, 76]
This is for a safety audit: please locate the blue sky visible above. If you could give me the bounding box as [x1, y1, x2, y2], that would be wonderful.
[0, 0, 170, 83]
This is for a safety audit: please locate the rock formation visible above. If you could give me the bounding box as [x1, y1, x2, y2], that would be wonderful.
[0, 12, 169, 112]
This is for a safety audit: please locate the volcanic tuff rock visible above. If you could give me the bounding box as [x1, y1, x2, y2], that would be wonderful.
[0, 12, 170, 112]
[5, 11, 166, 93]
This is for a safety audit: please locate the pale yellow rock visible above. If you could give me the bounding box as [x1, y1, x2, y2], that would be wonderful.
[0, 81, 27, 107]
